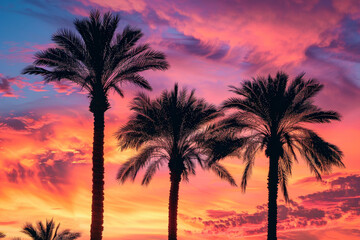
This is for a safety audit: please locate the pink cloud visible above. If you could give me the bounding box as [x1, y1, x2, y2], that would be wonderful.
[66, 6, 90, 16]
[0, 73, 30, 98]
[0, 42, 55, 63]
[0, 76, 17, 97]
[79, 0, 147, 13]
[78, 0, 358, 67]
[180, 173, 360, 238]
[0, 221, 18, 226]
[50, 81, 83, 95]
[68, 0, 360, 87]
[293, 172, 345, 185]
[0, 71, 86, 98]
[58, 0, 360, 121]
[29, 81, 48, 92]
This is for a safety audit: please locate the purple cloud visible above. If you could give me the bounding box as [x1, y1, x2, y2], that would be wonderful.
[161, 33, 230, 61]
[0, 113, 56, 141]
[0, 118, 28, 131]
[0, 74, 28, 97]
[184, 173, 360, 237]
[303, 16, 360, 87]
[3, 149, 88, 192]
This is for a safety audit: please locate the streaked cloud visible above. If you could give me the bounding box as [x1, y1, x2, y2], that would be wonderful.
[185, 174, 360, 238]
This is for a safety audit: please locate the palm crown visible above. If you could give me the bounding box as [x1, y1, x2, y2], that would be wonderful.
[116, 84, 237, 240]
[222, 72, 344, 200]
[22, 10, 169, 240]
[21, 219, 81, 240]
[116, 83, 236, 185]
[22, 10, 169, 112]
[221, 72, 344, 240]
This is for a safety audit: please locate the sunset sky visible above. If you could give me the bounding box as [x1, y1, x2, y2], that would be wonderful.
[0, 0, 360, 239]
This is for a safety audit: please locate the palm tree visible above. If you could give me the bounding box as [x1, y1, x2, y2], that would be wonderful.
[0, 232, 5, 238]
[22, 10, 169, 239]
[21, 219, 81, 240]
[116, 84, 237, 240]
[220, 72, 344, 240]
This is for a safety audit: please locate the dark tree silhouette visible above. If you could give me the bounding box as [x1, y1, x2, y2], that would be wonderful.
[21, 219, 81, 240]
[0, 232, 5, 238]
[116, 84, 237, 240]
[220, 72, 344, 240]
[22, 10, 169, 240]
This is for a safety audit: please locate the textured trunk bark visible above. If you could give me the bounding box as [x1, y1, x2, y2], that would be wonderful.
[267, 153, 279, 240]
[168, 171, 181, 240]
[90, 110, 105, 240]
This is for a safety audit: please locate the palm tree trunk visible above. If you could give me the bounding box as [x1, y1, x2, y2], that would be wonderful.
[90, 110, 105, 240]
[168, 171, 181, 240]
[267, 153, 279, 240]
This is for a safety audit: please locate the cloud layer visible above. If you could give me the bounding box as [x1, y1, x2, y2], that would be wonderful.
[183, 174, 360, 238]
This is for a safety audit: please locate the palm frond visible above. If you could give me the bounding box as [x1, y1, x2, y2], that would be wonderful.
[278, 164, 290, 202]
[52, 222, 60, 240]
[122, 74, 152, 90]
[22, 66, 52, 75]
[116, 145, 158, 183]
[52, 29, 86, 62]
[209, 163, 237, 186]
[142, 159, 165, 185]
[21, 223, 40, 239]
[240, 158, 254, 191]
[115, 25, 143, 52]
[205, 135, 247, 164]
[300, 110, 341, 123]
[38, 221, 46, 239]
